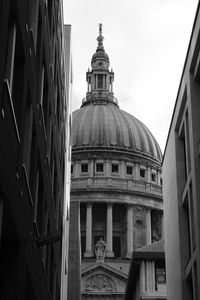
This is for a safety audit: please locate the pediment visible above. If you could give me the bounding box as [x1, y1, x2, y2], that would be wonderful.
[82, 261, 128, 280]
[81, 262, 127, 294]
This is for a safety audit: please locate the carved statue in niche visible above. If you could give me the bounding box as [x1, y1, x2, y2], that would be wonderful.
[85, 274, 116, 292]
[94, 238, 106, 262]
[134, 206, 145, 227]
[134, 205, 144, 216]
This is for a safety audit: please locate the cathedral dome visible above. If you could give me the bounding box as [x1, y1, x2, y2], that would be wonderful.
[72, 102, 162, 162]
[71, 27, 164, 296]
[72, 24, 162, 163]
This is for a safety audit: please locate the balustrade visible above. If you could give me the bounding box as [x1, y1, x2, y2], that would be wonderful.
[71, 176, 162, 196]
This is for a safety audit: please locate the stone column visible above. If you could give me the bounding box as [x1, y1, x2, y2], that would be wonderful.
[96, 74, 98, 89]
[135, 163, 140, 179]
[74, 162, 79, 177]
[89, 160, 94, 177]
[146, 261, 155, 293]
[146, 261, 150, 292]
[103, 74, 105, 89]
[126, 204, 133, 258]
[152, 261, 156, 292]
[146, 208, 151, 245]
[140, 260, 146, 293]
[84, 203, 93, 257]
[120, 161, 125, 177]
[158, 171, 161, 185]
[147, 165, 151, 182]
[105, 160, 110, 177]
[106, 203, 114, 257]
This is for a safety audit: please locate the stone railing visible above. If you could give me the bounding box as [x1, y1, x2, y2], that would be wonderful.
[81, 93, 119, 106]
[71, 176, 162, 197]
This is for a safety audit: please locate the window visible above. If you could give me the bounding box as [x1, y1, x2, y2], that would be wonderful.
[176, 107, 191, 184]
[151, 173, 156, 182]
[126, 165, 133, 175]
[46, 0, 53, 32]
[40, 65, 49, 129]
[53, 160, 57, 207]
[28, 0, 39, 49]
[22, 88, 33, 179]
[5, 22, 25, 135]
[71, 164, 73, 174]
[81, 163, 88, 173]
[113, 236, 121, 258]
[34, 163, 45, 235]
[97, 74, 103, 88]
[5, 23, 16, 91]
[29, 126, 37, 197]
[96, 163, 103, 172]
[112, 164, 119, 173]
[156, 267, 166, 284]
[81, 235, 86, 258]
[140, 168, 145, 178]
[36, 9, 42, 65]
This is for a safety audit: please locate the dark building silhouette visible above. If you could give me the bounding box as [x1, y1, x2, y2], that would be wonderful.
[0, 1, 71, 299]
[163, 2, 200, 299]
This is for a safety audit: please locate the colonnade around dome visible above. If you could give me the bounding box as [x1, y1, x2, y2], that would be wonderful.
[71, 156, 163, 260]
[71, 155, 163, 299]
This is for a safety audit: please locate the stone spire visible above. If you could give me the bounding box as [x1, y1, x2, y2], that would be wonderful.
[96, 23, 104, 51]
[81, 24, 118, 107]
[91, 23, 110, 70]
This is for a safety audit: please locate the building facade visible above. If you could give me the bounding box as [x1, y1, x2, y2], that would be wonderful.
[125, 240, 166, 300]
[70, 24, 163, 300]
[0, 1, 71, 299]
[163, 2, 200, 300]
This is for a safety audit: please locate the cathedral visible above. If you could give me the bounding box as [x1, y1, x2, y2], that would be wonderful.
[70, 24, 164, 299]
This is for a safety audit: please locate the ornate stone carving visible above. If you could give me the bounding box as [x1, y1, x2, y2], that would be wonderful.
[94, 238, 106, 262]
[85, 274, 116, 292]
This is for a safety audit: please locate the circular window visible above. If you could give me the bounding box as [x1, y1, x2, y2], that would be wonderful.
[136, 219, 143, 226]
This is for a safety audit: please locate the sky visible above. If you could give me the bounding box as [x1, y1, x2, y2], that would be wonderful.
[63, 0, 199, 152]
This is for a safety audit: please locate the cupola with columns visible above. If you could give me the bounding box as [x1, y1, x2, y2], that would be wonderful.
[83, 23, 116, 107]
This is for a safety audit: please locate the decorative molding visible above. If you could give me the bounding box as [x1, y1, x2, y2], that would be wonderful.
[71, 176, 162, 199]
[85, 274, 116, 292]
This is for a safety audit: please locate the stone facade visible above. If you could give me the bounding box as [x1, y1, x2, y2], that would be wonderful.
[125, 240, 167, 300]
[70, 24, 163, 299]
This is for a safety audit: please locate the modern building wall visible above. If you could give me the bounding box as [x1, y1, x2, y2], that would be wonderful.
[67, 201, 81, 300]
[61, 24, 72, 300]
[0, 1, 71, 299]
[163, 2, 200, 299]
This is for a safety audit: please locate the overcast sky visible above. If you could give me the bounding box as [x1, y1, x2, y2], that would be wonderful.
[63, 0, 198, 152]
